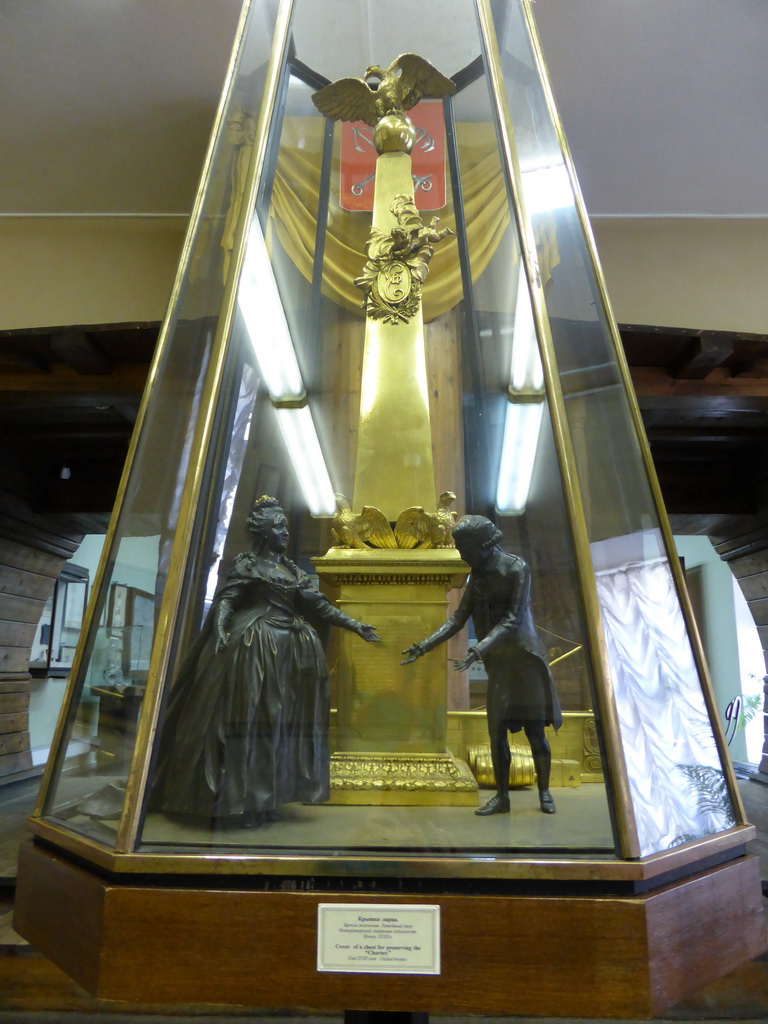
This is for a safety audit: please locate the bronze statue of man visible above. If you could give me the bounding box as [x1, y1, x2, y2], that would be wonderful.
[403, 515, 561, 815]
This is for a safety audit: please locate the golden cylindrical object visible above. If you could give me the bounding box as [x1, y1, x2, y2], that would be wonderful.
[468, 743, 536, 789]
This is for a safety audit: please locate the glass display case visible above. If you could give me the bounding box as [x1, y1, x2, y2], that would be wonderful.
[15, 1, 763, 1016]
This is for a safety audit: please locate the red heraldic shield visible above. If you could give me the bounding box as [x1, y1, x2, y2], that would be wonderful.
[339, 100, 447, 212]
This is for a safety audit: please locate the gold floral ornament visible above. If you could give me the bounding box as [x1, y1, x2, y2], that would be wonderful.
[354, 194, 452, 323]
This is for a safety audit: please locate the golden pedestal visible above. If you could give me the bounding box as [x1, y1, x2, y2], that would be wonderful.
[314, 547, 477, 805]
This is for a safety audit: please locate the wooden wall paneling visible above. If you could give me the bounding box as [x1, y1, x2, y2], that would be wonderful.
[0, 593, 47, 626]
[0, 730, 30, 757]
[0, 751, 33, 779]
[0, 712, 29, 735]
[748, 597, 768, 627]
[0, 648, 34, 677]
[738, 581, 768, 624]
[0, 620, 38, 651]
[0, 691, 30, 715]
[0, 492, 83, 785]
[730, 553, 768, 581]
[0, 564, 57, 602]
[0, 683, 31, 777]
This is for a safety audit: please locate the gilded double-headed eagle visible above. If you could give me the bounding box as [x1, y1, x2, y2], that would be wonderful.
[312, 53, 456, 125]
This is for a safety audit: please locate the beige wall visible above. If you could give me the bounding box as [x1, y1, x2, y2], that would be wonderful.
[0, 214, 764, 336]
[0, 216, 186, 331]
[592, 217, 768, 335]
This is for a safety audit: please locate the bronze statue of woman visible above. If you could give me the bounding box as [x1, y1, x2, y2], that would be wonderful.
[151, 496, 380, 826]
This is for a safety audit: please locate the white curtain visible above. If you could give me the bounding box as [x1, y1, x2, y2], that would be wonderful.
[595, 556, 735, 856]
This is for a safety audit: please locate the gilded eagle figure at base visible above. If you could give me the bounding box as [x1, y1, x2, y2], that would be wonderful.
[312, 53, 456, 131]
[395, 490, 458, 549]
[331, 494, 397, 549]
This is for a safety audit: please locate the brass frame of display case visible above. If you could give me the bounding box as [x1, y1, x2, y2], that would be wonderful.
[31, 0, 263, 830]
[24, 812, 756, 883]
[517, 0, 745, 829]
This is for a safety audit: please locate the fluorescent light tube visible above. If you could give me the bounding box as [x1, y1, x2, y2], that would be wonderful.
[496, 400, 544, 515]
[521, 161, 572, 215]
[238, 215, 304, 401]
[510, 268, 544, 392]
[274, 405, 336, 517]
[237, 215, 336, 516]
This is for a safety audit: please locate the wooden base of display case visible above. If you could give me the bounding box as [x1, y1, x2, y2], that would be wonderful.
[14, 840, 765, 1018]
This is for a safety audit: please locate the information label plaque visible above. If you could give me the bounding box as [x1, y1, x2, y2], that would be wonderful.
[317, 903, 441, 975]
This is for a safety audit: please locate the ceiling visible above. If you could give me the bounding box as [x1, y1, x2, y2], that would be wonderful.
[1, 1, 767, 532]
[2, 0, 766, 218]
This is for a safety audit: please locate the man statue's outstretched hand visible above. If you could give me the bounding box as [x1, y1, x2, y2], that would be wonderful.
[452, 647, 480, 672]
[401, 642, 425, 665]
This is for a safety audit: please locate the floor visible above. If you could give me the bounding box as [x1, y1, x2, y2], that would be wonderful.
[73, 776, 615, 852]
[0, 774, 767, 1023]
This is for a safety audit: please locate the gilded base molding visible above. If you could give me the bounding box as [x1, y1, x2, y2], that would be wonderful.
[328, 751, 478, 805]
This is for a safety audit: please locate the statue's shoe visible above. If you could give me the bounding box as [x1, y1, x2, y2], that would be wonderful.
[475, 793, 511, 816]
[539, 790, 556, 814]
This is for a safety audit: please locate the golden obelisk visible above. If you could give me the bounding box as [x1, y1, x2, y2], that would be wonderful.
[311, 56, 476, 805]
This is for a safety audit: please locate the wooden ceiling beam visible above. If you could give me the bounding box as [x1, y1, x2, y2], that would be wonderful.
[0, 364, 147, 398]
[671, 331, 734, 379]
[1, 424, 131, 442]
[50, 330, 111, 375]
[630, 366, 768, 398]
[0, 351, 48, 372]
[646, 425, 768, 442]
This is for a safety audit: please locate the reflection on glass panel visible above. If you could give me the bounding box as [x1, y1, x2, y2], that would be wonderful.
[43, 546, 160, 840]
[28, 596, 54, 675]
[492, 1, 737, 854]
[134, 3, 617, 862]
[40, 5, 282, 841]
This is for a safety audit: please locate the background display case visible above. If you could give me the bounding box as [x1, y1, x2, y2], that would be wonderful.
[28, 563, 89, 678]
[15, 0, 764, 1017]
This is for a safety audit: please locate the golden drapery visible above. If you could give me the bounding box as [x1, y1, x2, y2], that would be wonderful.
[224, 118, 559, 321]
